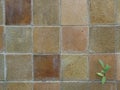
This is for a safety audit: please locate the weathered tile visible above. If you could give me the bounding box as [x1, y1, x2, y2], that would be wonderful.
[116, 54, 120, 80]
[6, 27, 32, 53]
[0, 55, 4, 80]
[34, 83, 60, 90]
[33, 27, 59, 54]
[90, 0, 115, 24]
[6, 55, 32, 81]
[89, 27, 115, 53]
[62, 55, 88, 80]
[34, 55, 60, 80]
[5, 0, 31, 25]
[61, 0, 88, 25]
[61, 82, 89, 90]
[116, 27, 120, 52]
[117, 0, 120, 24]
[0, 0, 3, 25]
[33, 0, 59, 25]
[62, 27, 88, 52]
[0, 83, 4, 90]
[118, 82, 120, 90]
[6, 83, 32, 90]
[90, 82, 116, 90]
[89, 54, 116, 80]
[0, 26, 4, 52]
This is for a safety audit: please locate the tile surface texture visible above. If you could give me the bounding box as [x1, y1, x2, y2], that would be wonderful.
[0, 55, 4, 80]
[0, 26, 4, 52]
[0, 0, 3, 25]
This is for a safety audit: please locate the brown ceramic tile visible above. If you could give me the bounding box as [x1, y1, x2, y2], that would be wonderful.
[34, 55, 60, 80]
[6, 83, 32, 90]
[90, 0, 115, 24]
[61, 0, 88, 25]
[0, 26, 4, 52]
[62, 27, 88, 52]
[0, 83, 4, 90]
[61, 82, 89, 90]
[116, 27, 120, 52]
[117, 0, 120, 24]
[116, 54, 120, 80]
[6, 27, 32, 53]
[90, 82, 116, 90]
[89, 54, 116, 80]
[118, 82, 120, 90]
[33, 0, 59, 25]
[89, 27, 115, 53]
[5, 0, 31, 25]
[0, 0, 3, 25]
[34, 83, 60, 90]
[62, 55, 88, 80]
[6, 55, 32, 81]
[33, 27, 59, 54]
[0, 55, 4, 80]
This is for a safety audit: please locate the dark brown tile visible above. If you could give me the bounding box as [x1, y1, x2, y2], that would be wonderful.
[34, 83, 60, 90]
[34, 55, 60, 80]
[89, 54, 116, 80]
[5, 0, 31, 25]
[0, 26, 4, 52]
[0, 0, 3, 25]
[33, 0, 59, 25]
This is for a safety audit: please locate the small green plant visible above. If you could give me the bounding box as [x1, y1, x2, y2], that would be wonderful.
[96, 60, 111, 84]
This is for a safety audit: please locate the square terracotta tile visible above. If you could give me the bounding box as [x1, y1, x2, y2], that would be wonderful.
[33, 0, 59, 25]
[116, 27, 120, 52]
[89, 27, 115, 53]
[6, 27, 32, 53]
[116, 54, 120, 80]
[34, 83, 60, 90]
[90, 0, 115, 24]
[0, 0, 3, 25]
[34, 55, 60, 80]
[0, 55, 4, 80]
[33, 27, 59, 54]
[89, 54, 116, 80]
[6, 55, 32, 81]
[62, 26, 88, 52]
[0, 26, 4, 52]
[61, 82, 89, 90]
[0, 83, 4, 90]
[90, 82, 116, 90]
[6, 83, 32, 90]
[117, 0, 120, 24]
[61, 0, 88, 25]
[5, 0, 31, 25]
[62, 55, 88, 80]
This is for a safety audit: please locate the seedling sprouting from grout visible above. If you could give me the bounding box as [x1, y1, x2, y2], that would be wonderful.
[96, 60, 111, 84]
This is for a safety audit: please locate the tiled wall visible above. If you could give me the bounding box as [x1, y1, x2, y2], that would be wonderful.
[0, 0, 120, 90]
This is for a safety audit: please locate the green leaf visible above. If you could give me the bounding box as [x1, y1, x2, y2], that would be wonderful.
[101, 70, 105, 74]
[102, 76, 106, 84]
[97, 73, 104, 77]
[98, 60, 105, 68]
[104, 64, 111, 73]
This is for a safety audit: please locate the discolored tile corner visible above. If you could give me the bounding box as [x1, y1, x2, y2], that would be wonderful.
[33, 27, 60, 54]
[61, 82, 89, 90]
[0, 54, 4, 80]
[5, 0, 31, 25]
[34, 83, 60, 90]
[89, 26, 115, 53]
[90, 0, 115, 25]
[6, 27, 32, 53]
[62, 26, 88, 53]
[0, 0, 3, 25]
[89, 54, 116, 80]
[6, 83, 33, 90]
[61, 55, 88, 81]
[34, 55, 60, 81]
[61, 0, 88, 25]
[0, 26, 4, 52]
[6, 55, 32, 81]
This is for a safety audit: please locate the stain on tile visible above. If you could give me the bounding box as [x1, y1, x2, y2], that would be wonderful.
[34, 83, 60, 90]
[89, 27, 115, 53]
[5, 0, 31, 25]
[61, 82, 89, 90]
[33, 27, 59, 54]
[61, 0, 88, 25]
[62, 26, 88, 52]
[89, 54, 116, 80]
[34, 55, 60, 80]
[90, 0, 115, 24]
[6, 55, 32, 81]
[0, 26, 4, 52]
[0, 83, 4, 90]
[6, 27, 32, 53]
[0, 55, 4, 80]
[0, 0, 3, 25]
[62, 55, 88, 80]
[33, 0, 59, 25]
[116, 54, 120, 80]
[6, 83, 32, 90]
